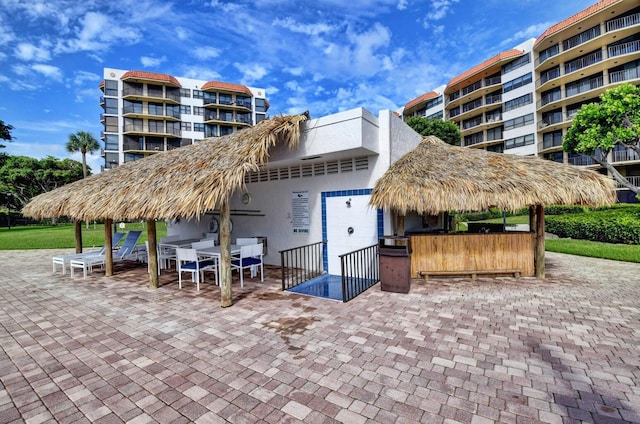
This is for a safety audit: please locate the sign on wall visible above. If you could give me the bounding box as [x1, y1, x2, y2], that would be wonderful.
[292, 190, 310, 233]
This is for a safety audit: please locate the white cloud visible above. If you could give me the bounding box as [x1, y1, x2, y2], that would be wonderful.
[426, 0, 459, 21]
[236, 63, 268, 85]
[14, 42, 52, 61]
[176, 27, 189, 41]
[0, 22, 15, 46]
[284, 67, 304, 76]
[501, 22, 553, 46]
[140, 55, 166, 67]
[178, 66, 221, 81]
[32, 64, 63, 81]
[55, 11, 142, 54]
[73, 70, 100, 86]
[272, 17, 336, 36]
[397, 0, 408, 10]
[192, 46, 221, 60]
[75, 87, 97, 103]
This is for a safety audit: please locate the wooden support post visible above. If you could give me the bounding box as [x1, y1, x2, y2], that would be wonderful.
[529, 205, 535, 233]
[396, 213, 405, 236]
[220, 198, 233, 307]
[74, 220, 83, 254]
[147, 219, 158, 289]
[105, 218, 113, 277]
[535, 204, 545, 278]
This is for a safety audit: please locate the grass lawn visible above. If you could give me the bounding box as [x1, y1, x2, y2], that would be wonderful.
[546, 238, 640, 263]
[0, 221, 167, 250]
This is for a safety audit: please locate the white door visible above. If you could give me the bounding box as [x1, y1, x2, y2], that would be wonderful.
[325, 194, 378, 274]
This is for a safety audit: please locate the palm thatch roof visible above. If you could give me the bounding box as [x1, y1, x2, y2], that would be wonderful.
[370, 136, 617, 215]
[23, 114, 308, 221]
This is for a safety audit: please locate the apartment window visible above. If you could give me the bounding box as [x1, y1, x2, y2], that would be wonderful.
[540, 66, 560, 85]
[220, 125, 233, 136]
[503, 73, 532, 93]
[193, 106, 204, 116]
[103, 97, 118, 115]
[105, 116, 118, 133]
[426, 96, 443, 109]
[486, 126, 503, 141]
[544, 151, 564, 163]
[194, 123, 204, 132]
[464, 132, 483, 146]
[255, 99, 268, 113]
[124, 153, 144, 163]
[181, 122, 192, 131]
[104, 152, 119, 168]
[256, 113, 267, 123]
[563, 25, 600, 51]
[166, 105, 181, 119]
[205, 124, 218, 138]
[166, 121, 181, 136]
[124, 118, 143, 133]
[487, 144, 504, 153]
[104, 79, 118, 96]
[236, 96, 252, 108]
[503, 93, 532, 112]
[123, 100, 142, 114]
[502, 53, 530, 74]
[180, 88, 191, 98]
[485, 109, 501, 123]
[448, 91, 460, 102]
[504, 113, 533, 130]
[540, 87, 562, 106]
[505, 134, 534, 149]
[104, 134, 119, 150]
[462, 81, 481, 96]
[193, 90, 204, 99]
[449, 106, 460, 118]
[148, 103, 163, 116]
[180, 105, 191, 115]
[219, 93, 232, 105]
[426, 111, 443, 120]
[543, 130, 563, 149]
[148, 120, 164, 133]
[538, 44, 559, 64]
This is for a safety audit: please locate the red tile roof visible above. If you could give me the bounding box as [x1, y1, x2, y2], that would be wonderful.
[404, 91, 440, 111]
[534, 0, 621, 48]
[447, 49, 524, 88]
[201, 81, 252, 96]
[120, 71, 181, 87]
[98, 80, 105, 88]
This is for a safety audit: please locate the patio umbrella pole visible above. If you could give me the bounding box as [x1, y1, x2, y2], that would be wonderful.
[74, 220, 83, 254]
[105, 218, 113, 276]
[220, 198, 233, 307]
[147, 219, 159, 289]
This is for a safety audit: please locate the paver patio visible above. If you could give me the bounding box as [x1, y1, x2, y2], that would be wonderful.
[0, 249, 639, 423]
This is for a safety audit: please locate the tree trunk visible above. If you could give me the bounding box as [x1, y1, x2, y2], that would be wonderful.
[220, 198, 233, 307]
[396, 213, 405, 236]
[592, 155, 639, 194]
[105, 219, 113, 277]
[74, 220, 82, 253]
[535, 205, 545, 279]
[147, 219, 158, 289]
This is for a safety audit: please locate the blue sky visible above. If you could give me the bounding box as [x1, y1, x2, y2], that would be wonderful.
[0, 0, 596, 173]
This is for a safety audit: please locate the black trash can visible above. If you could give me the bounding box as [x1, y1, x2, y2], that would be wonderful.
[379, 236, 412, 293]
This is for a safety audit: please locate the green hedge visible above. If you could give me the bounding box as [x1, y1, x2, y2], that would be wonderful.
[546, 205, 640, 244]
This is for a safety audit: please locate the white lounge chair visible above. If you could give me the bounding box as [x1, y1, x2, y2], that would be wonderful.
[52, 232, 125, 275]
[69, 231, 142, 279]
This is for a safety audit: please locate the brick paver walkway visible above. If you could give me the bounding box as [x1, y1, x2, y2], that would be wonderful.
[0, 249, 639, 423]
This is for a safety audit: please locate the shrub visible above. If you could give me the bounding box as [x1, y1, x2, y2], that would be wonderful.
[546, 205, 640, 244]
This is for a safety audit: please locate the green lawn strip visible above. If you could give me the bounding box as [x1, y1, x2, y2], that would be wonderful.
[0, 222, 167, 250]
[545, 238, 640, 263]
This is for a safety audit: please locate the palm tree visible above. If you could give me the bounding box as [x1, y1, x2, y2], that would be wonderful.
[66, 131, 100, 178]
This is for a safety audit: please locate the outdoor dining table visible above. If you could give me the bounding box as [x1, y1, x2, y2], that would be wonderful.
[196, 244, 241, 285]
[158, 238, 203, 249]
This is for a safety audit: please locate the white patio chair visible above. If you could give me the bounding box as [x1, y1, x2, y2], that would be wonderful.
[235, 237, 257, 246]
[52, 232, 125, 274]
[70, 231, 142, 279]
[230, 243, 263, 287]
[176, 247, 216, 291]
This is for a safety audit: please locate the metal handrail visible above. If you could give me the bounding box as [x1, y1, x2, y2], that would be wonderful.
[280, 241, 326, 290]
[340, 244, 379, 302]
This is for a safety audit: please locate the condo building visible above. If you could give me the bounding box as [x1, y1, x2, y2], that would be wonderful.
[402, 0, 639, 201]
[99, 68, 269, 171]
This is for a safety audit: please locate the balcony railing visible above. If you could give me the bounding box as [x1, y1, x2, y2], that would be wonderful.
[563, 26, 601, 51]
[123, 124, 181, 137]
[122, 88, 180, 102]
[462, 98, 482, 113]
[539, 90, 562, 107]
[609, 66, 640, 84]
[568, 155, 597, 166]
[542, 138, 563, 150]
[606, 12, 640, 32]
[617, 176, 640, 189]
[608, 40, 640, 58]
[564, 50, 602, 74]
[485, 94, 501, 105]
[540, 112, 563, 128]
[464, 134, 484, 146]
[540, 67, 561, 85]
[565, 76, 604, 98]
[613, 148, 640, 163]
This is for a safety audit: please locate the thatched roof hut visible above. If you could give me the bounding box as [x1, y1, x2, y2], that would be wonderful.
[370, 136, 616, 215]
[23, 114, 308, 221]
